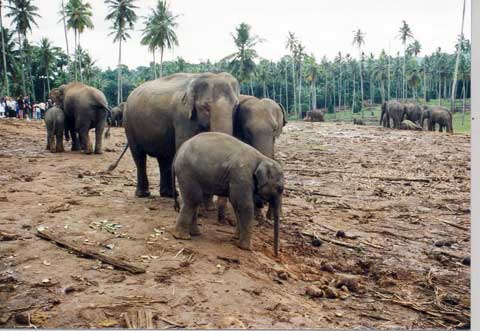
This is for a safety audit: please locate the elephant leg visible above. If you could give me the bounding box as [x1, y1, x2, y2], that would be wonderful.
[131, 146, 150, 198]
[55, 131, 64, 153]
[158, 157, 174, 198]
[173, 181, 202, 239]
[203, 194, 216, 211]
[94, 121, 105, 154]
[48, 132, 55, 153]
[71, 130, 81, 151]
[46, 132, 51, 150]
[217, 196, 235, 226]
[229, 186, 254, 250]
[78, 126, 93, 154]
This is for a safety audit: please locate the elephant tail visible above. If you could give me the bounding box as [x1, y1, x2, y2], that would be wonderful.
[107, 143, 129, 173]
[172, 156, 180, 212]
[104, 106, 113, 139]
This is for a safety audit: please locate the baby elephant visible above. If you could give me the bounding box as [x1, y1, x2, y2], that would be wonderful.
[44, 106, 65, 153]
[173, 132, 284, 255]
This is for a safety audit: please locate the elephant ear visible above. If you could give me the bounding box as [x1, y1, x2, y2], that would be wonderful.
[273, 103, 287, 138]
[254, 161, 271, 190]
[182, 78, 197, 120]
[278, 103, 287, 126]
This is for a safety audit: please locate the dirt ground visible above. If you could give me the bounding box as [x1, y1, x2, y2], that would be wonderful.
[0, 118, 470, 329]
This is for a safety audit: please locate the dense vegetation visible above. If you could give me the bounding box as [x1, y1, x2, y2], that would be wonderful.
[0, 0, 470, 126]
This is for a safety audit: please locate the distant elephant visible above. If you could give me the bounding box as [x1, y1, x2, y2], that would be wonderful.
[304, 109, 325, 122]
[110, 102, 125, 127]
[215, 95, 287, 223]
[44, 106, 65, 153]
[353, 118, 365, 125]
[421, 106, 453, 133]
[49, 82, 111, 154]
[109, 72, 240, 198]
[172, 132, 284, 255]
[380, 100, 404, 128]
[403, 102, 423, 125]
[399, 120, 423, 131]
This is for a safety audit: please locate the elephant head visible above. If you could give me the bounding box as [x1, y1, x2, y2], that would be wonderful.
[49, 86, 65, 109]
[420, 106, 431, 128]
[182, 73, 240, 135]
[254, 159, 284, 255]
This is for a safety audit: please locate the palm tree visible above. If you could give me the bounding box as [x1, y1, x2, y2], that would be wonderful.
[141, 0, 179, 79]
[65, 0, 94, 82]
[304, 54, 318, 110]
[286, 32, 297, 115]
[223, 22, 261, 94]
[38, 37, 56, 99]
[0, 0, 9, 95]
[451, 0, 466, 113]
[105, 0, 138, 104]
[58, 0, 70, 80]
[398, 20, 413, 99]
[352, 29, 365, 117]
[6, 0, 40, 96]
[0, 27, 19, 92]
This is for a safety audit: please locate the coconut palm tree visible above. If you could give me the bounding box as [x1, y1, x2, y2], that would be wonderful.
[0, 27, 19, 92]
[304, 54, 318, 110]
[451, 0, 466, 113]
[6, 0, 40, 96]
[38, 37, 56, 99]
[352, 28, 365, 117]
[65, 0, 94, 82]
[398, 20, 413, 99]
[0, 0, 9, 95]
[105, 0, 138, 104]
[58, 0, 70, 80]
[286, 32, 297, 115]
[223, 22, 261, 94]
[141, 0, 179, 79]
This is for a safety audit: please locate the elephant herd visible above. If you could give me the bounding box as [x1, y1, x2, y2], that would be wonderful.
[380, 100, 453, 133]
[44, 73, 287, 256]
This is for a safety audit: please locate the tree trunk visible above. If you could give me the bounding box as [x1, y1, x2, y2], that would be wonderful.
[461, 80, 466, 126]
[152, 49, 157, 79]
[17, 31, 26, 96]
[73, 30, 78, 81]
[352, 70, 356, 114]
[451, 0, 466, 113]
[159, 47, 164, 78]
[387, 54, 391, 101]
[284, 68, 288, 114]
[358, 51, 364, 117]
[402, 48, 406, 100]
[291, 58, 296, 116]
[61, 0, 70, 80]
[298, 62, 302, 119]
[79, 33, 83, 82]
[117, 38, 122, 104]
[0, 1, 9, 95]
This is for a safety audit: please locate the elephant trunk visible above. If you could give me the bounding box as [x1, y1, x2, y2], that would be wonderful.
[209, 99, 234, 135]
[271, 195, 282, 256]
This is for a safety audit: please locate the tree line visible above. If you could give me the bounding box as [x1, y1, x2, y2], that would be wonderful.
[0, 0, 470, 122]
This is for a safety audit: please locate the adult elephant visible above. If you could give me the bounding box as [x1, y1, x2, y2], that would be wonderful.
[110, 72, 240, 198]
[303, 109, 325, 122]
[380, 100, 404, 128]
[403, 102, 423, 125]
[110, 102, 126, 127]
[49, 82, 111, 154]
[215, 95, 287, 223]
[421, 106, 453, 133]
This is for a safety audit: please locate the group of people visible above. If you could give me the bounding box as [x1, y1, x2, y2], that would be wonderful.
[0, 96, 54, 120]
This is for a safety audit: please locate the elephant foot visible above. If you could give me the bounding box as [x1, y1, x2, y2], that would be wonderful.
[72, 146, 80, 152]
[173, 227, 191, 240]
[160, 190, 175, 198]
[190, 225, 201, 236]
[266, 207, 274, 221]
[135, 189, 151, 198]
[94, 149, 103, 155]
[237, 239, 252, 251]
[203, 199, 216, 212]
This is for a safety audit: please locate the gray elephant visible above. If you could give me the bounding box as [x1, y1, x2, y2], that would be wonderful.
[353, 118, 365, 125]
[172, 132, 284, 255]
[303, 109, 325, 122]
[49, 82, 111, 154]
[380, 100, 404, 128]
[215, 95, 287, 223]
[421, 106, 453, 133]
[109, 72, 240, 198]
[399, 119, 423, 131]
[44, 106, 65, 153]
[403, 102, 423, 125]
[109, 102, 125, 127]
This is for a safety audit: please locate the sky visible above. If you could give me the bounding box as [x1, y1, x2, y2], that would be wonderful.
[5, 0, 472, 70]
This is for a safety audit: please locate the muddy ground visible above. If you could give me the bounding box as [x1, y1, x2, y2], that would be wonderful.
[0, 118, 471, 329]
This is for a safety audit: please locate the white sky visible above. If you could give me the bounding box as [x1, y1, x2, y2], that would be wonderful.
[6, 0, 472, 69]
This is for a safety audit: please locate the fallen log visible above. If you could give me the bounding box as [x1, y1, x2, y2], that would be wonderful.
[35, 230, 145, 274]
[301, 231, 358, 250]
[364, 176, 431, 183]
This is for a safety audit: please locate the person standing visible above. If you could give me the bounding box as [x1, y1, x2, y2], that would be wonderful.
[17, 97, 24, 119]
